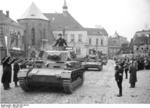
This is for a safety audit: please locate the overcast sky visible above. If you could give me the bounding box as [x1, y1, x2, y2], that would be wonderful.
[0, 0, 150, 41]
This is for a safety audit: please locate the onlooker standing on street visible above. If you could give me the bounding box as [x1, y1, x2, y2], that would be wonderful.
[129, 59, 138, 88]
[115, 62, 123, 97]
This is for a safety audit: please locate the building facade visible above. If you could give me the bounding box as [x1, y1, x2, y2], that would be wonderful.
[0, 10, 24, 60]
[17, 3, 55, 58]
[44, 1, 109, 57]
[86, 28, 108, 55]
[132, 29, 150, 55]
[16, 0, 109, 58]
[43, 1, 89, 57]
[108, 32, 128, 57]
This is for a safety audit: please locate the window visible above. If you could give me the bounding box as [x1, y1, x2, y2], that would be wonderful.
[70, 34, 75, 42]
[76, 47, 81, 55]
[78, 34, 82, 42]
[39, 30, 42, 40]
[89, 49, 93, 54]
[0, 26, 2, 35]
[31, 28, 35, 45]
[101, 39, 103, 46]
[64, 34, 68, 41]
[89, 38, 92, 45]
[43, 28, 46, 39]
[96, 38, 98, 46]
[16, 32, 21, 47]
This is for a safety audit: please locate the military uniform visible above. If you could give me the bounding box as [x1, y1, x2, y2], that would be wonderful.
[129, 60, 138, 88]
[115, 63, 123, 96]
[124, 60, 129, 79]
[1, 56, 14, 90]
[13, 62, 20, 87]
[54, 37, 67, 51]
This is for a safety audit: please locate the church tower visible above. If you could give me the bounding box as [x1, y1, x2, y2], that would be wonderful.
[63, 0, 68, 13]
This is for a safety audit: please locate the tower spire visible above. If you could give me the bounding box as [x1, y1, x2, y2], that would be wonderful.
[63, 0, 68, 13]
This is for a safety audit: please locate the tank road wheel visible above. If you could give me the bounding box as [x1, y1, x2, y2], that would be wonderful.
[63, 80, 73, 94]
[84, 67, 88, 70]
[98, 66, 102, 71]
[19, 79, 31, 92]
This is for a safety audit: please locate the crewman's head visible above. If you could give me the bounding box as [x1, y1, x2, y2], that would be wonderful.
[58, 33, 63, 39]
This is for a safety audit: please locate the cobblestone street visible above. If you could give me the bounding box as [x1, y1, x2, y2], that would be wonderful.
[1, 60, 150, 104]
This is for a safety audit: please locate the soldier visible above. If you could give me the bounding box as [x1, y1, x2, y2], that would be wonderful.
[124, 59, 129, 79]
[53, 33, 68, 50]
[115, 62, 123, 97]
[13, 58, 20, 87]
[1, 56, 15, 90]
[129, 59, 138, 88]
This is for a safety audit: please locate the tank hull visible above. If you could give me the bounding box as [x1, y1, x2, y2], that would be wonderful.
[18, 68, 84, 94]
[82, 62, 103, 71]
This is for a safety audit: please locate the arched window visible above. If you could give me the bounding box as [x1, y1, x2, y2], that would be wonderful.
[89, 38, 92, 45]
[96, 38, 98, 46]
[101, 39, 103, 46]
[43, 28, 46, 39]
[31, 28, 35, 45]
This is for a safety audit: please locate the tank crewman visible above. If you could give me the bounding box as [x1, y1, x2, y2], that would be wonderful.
[53, 33, 68, 50]
[13, 58, 20, 87]
[1, 56, 15, 90]
[129, 59, 138, 88]
[115, 62, 124, 97]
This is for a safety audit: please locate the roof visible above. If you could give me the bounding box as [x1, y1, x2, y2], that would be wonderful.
[19, 2, 48, 21]
[44, 12, 84, 31]
[0, 11, 23, 28]
[85, 28, 108, 36]
[136, 29, 150, 34]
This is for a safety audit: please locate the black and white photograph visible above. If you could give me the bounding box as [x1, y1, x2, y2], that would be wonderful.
[0, 0, 150, 106]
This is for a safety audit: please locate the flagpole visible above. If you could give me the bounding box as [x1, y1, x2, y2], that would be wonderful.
[4, 36, 9, 56]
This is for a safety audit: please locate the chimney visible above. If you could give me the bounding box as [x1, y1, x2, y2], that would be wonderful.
[6, 11, 9, 17]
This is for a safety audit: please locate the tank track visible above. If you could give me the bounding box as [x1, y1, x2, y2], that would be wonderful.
[19, 78, 32, 92]
[63, 74, 84, 94]
[98, 66, 103, 71]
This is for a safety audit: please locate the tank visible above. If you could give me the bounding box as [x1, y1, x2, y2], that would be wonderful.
[18, 50, 85, 94]
[82, 54, 103, 71]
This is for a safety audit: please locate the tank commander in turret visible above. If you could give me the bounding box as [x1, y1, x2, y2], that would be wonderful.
[53, 33, 68, 50]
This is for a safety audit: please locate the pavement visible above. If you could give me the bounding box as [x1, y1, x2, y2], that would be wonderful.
[0, 60, 150, 104]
